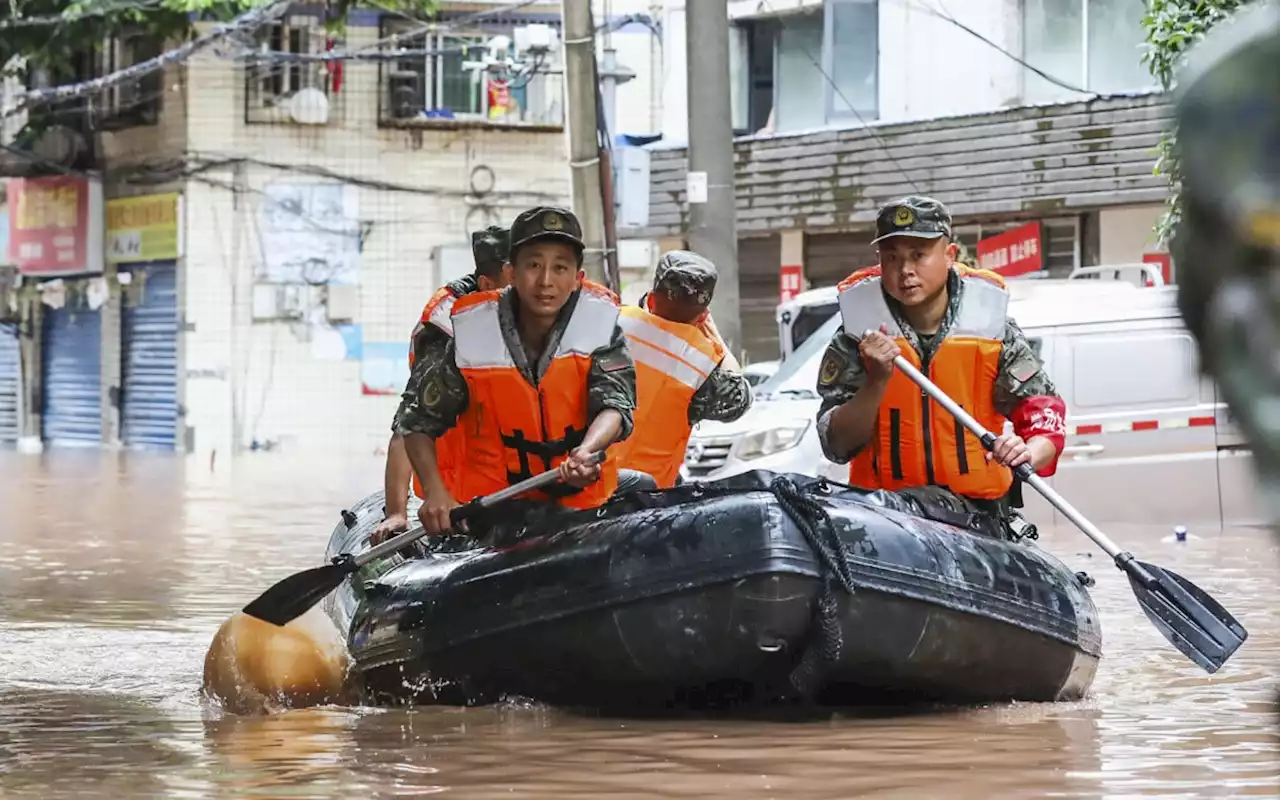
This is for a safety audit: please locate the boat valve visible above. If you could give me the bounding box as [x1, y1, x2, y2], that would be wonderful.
[1006, 514, 1039, 542]
[341, 509, 358, 529]
[1074, 571, 1096, 588]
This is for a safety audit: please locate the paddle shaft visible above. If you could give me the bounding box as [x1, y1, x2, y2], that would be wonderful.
[890, 354, 1126, 562]
[355, 450, 607, 568]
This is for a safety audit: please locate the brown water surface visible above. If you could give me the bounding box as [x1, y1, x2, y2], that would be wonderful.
[0, 451, 1276, 799]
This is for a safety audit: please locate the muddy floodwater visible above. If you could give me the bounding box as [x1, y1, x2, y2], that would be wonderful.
[0, 451, 1276, 799]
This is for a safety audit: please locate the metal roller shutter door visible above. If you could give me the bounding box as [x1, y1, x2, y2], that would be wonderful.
[42, 303, 102, 447]
[0, 323, 19, 445]
[804, 231, 879, 290]
[737, 235, 781, 364]
[121, 264, 179, 450]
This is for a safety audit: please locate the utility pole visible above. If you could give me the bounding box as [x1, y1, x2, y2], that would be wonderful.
[561, 0, 609, 286]
[685, 0, 741, 357]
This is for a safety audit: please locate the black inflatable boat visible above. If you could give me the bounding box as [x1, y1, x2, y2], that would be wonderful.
[323, 472, 1101, 709]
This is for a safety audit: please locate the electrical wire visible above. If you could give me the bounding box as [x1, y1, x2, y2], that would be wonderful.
[4, 0, 289, 119]
[755, 0, 1110, 197]
[757, 0, 920, 194]
[906, 0, 1093, 96]
[0, 0, 167, 29]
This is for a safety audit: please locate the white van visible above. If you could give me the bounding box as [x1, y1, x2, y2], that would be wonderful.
[686, 268, 1262, 528]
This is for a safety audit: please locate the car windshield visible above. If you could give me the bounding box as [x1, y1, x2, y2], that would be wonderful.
[755, 311, 842, 401]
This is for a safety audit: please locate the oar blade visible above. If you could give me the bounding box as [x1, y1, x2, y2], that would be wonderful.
[241, 562, 351, 627]
[1127, 560, 1248, 674]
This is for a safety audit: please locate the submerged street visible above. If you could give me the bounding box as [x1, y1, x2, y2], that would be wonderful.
[0, 451, 1275, 798]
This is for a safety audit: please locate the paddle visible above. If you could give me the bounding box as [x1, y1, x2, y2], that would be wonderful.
[241, 451, 606, 627]
[877, 339, 1248, 674]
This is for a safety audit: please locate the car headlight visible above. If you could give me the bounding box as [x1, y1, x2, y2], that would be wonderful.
[734, 422, 810, 461]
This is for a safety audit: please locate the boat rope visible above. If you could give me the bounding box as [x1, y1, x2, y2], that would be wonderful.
[769, 475, 857, 701]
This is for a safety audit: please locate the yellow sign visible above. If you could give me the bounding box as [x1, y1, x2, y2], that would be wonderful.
[893, 206, 914, 226]
[105, 193, 181, 263]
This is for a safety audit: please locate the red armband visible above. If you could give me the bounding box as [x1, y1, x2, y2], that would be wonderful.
[1009, 395, 1068, 477]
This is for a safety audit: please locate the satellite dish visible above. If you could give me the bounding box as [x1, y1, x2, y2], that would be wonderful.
[288, 88, 330, 125]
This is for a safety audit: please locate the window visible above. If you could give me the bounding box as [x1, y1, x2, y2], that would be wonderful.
[1022, 0, 1153, 103]
[775, 11, 825, 132]
[379, 18, 563, 128]
[89, 33, 163, 130]
[245, 18, 335, 125]
[824, 0, 878, 123]
[1071, 332, 1198, 409]
[740, 1, 879, 136]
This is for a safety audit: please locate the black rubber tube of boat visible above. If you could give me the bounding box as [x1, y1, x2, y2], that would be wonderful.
[770, 476, 858, 700]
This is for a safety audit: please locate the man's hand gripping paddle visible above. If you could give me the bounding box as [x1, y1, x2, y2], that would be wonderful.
[241, 452, 607, 627]
[866, 329, 1247, 673]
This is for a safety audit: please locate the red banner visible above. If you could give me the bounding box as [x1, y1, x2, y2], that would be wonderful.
[977, 221, 1043, 277]
[779, 264, 803, 303]
[7, 176, 98, 275]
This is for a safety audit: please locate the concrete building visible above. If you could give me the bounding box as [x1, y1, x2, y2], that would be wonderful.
[0, 1, 600, 460]
[626, 0, 1172, 361]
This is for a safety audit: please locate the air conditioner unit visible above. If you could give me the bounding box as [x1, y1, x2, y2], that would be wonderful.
[614, 147, 651, 229]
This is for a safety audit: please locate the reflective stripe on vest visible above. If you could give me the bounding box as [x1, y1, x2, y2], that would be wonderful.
[837, 265, 1013, 499]
[426, 291, 458, 335]
[451, 282, 620, 509]
[613, 306, 725, 488]
[409, 285, 460, 370]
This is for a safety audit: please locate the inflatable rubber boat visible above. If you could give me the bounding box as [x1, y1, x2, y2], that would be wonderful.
[322, 472, 1102, 710]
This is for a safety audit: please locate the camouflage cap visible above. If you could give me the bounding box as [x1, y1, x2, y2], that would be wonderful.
[470, 225, 510, 276]
[654, 250, 717, 306]
[872, 195, 953, 245]
[508, 206, 585, 258]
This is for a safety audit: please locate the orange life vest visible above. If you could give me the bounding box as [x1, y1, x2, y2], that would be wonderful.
[449, 281, 621, 509]
[613, 304, 725, 488]
[838, 264, 1013, 500]
[408, 284, 466, 501]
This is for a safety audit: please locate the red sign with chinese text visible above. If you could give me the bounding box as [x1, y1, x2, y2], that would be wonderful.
[1142, 252, 1172, 286]
[7, 176, 92, 275]
[977, 221, 1043, 277]
[780, 264, 803, 302]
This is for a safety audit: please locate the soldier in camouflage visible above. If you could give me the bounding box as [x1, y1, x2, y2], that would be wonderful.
[641, 251, 753, 426]
[375, 225, 513, 540]
[815, 195, 1068, 523]
[1172, 3, 1280, 528]
[395, 206, 643, 534]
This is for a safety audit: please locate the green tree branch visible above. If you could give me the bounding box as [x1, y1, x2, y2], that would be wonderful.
[1141, 0, 1255, 245]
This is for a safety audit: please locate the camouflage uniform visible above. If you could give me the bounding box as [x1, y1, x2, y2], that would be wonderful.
[643, 250, 753, 425]
[404, 226, 509, 385]
[394, 207, 637, 443]
[404, 227, 507, 363]
[814, 196, 1061, 516]
[1173, 4, 1280, 525]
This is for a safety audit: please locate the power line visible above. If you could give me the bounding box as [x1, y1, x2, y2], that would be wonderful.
[756, 0, 1105, 198]
[4, 0, 290, 119]
[0, 0, 166, 29]
[909, 0, 1093, 96]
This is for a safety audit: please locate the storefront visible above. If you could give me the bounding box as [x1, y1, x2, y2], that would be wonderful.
[41, 291, 103, 447]
[737, 235, 782, 364]
[0, 321, 19, 446]
[6, 175, 108, 448]
[119, 263, 180, 450]
[108, 193, 183, 451]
